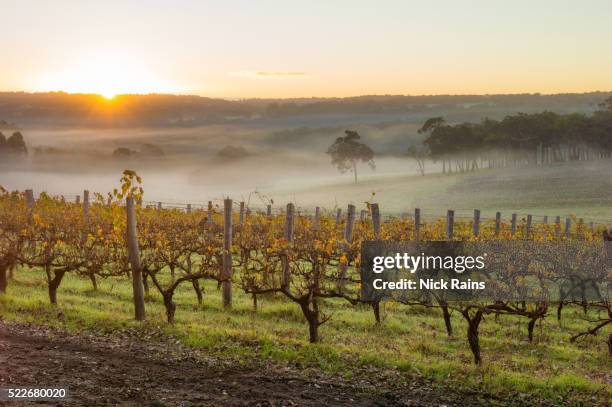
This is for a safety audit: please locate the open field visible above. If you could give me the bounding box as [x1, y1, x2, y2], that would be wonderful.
[263, 160, 612, 222]
[1, 268, 610, 406]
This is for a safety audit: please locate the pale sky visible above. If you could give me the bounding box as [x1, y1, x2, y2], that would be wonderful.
[2, 0, 612, 98]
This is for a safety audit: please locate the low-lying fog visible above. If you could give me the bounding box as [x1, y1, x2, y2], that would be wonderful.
[2, 125, 611, 224]
[0, 124, 425, 208]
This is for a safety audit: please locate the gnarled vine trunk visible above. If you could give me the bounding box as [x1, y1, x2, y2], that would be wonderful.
[461, 308, 484, 365]
[0, 264, 8, 294]
[46, 267, 67, 305]
[371, 301, 381, 324]
[192, 279, 203, 305]
[441, 303, 453, 337]
[299, 298, 321, 343]
[162, 291, 176, 324]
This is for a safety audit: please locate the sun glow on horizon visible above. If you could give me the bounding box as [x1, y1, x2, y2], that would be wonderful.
[35, 54, 182, 98]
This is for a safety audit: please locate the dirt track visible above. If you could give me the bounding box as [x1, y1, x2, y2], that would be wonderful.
[0, 321, 531, 406]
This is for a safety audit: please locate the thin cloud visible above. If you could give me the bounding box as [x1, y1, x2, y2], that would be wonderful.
[231, 71, 308, 79]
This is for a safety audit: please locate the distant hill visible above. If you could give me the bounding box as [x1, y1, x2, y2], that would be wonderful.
[0, 91, 610, 128]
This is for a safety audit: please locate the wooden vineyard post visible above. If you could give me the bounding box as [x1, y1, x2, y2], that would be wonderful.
[239, 201, 245, 225]
[369, 203, 383, 323]
[282, 203, 295, 289]
[186, 203, 191, 213]
[25, 189, 35, 220]
[511, 213, 517, 236]
[222, 198, 233, 308]
[414, 208, 421, 241]
[338, 204, 355, 293]
[126, 197, 146, 321]
[83, 190, 90, 220]
[344, 204, 356, 241]
[526, 214, 532, 237]
[336, 208, 342, 225]
[555, 216, 561, 239]
[371, 203, 381, 239]
[157, 202, 162, 211]
[495, 212, 501, 237]
[473, 209, 480, 237]
[314, 206, 320, 229]
[266, 204, 272, 217]
[543, 216, 548, 238]
[360, 209, 367, 221]
[76, 195, 80, 205]
[208, 201, 214, 224]
[565, 218, 571, 239]
[589, 221, 594, 233]
[25, 189, 35, 209]
[446, 209, 454, 239]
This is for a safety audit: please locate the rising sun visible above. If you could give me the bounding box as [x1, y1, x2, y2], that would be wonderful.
[37, 54, 180, 97]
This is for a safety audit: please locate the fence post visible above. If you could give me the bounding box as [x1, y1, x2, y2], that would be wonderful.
[565, 218, 571, 239]
[24, 189, 35, 221]
[473, 209, 480, 237]
[267, 204, 272, 217]
[282, 203, 295, 289]
[336, 208, 342, 225]
[208, 201, 214, 224]
[414, 208, 421, 241]
[338, 204, 355, 293]
[76, 195, 80, 205]
[371, 203, 381, 239]
[239, 201, 245, 225]
[313, 206, 320, 229]
[186, 203, 192, 213]
[222, 198, 233, 308]
[126, 197, 145, 321]
[344, 204, 356, 241]
[589, 221, 594, 233]
[555, 216, 561, 239]
[83, 190, 90, 219]
[511, 213, 517, 236]
[495, 211, 501, 236]
[157, 202, 162, 211]
[446, 209, 454, 239]
[526, 214, 532, 237]
[25, 189, 35, 209]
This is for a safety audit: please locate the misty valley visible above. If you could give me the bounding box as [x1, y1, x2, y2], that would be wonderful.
[1, 92, 611, 225]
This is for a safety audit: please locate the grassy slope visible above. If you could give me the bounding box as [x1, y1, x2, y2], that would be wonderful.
[264, 160, 612, 223]
[1, 268, 610, 405]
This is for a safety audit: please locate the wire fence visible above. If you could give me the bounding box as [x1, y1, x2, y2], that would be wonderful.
[29, 189, 612, 228]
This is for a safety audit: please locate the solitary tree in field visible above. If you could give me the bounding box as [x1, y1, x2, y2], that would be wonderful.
[327, 130, 375, 183]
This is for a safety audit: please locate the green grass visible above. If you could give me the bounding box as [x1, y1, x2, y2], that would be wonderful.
[1, 268, 610, 405]
[265, 160, 612, 222]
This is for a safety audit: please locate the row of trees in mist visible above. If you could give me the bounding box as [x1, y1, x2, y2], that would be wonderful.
[0, 131, 27, 157]
[409, 97, 612, 175]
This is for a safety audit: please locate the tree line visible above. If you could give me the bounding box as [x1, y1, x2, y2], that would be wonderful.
[412, 97, 612, 174]
[0, 131, 27, 157]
